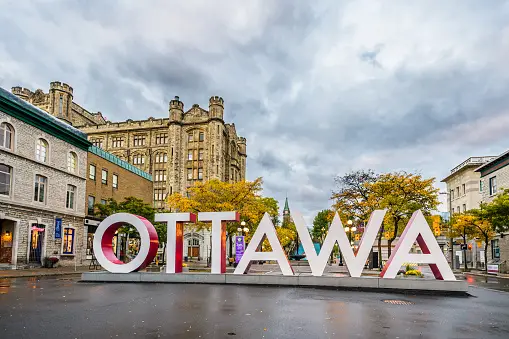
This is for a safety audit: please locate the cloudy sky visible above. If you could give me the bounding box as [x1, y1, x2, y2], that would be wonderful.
[1, 0, 509, 223]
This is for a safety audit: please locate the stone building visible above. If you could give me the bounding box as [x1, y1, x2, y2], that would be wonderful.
[11, 82, 106, 127]
[79, 95, 247, 210]
[84, 145, 153, 261]
[441, 156, 497, 269]
[475, 150, 509, 273]
[10, 83, 247, 212]
[0, 87, 90, 269]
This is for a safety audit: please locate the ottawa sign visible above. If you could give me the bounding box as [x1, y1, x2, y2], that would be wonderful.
[93, 209, 455, 281]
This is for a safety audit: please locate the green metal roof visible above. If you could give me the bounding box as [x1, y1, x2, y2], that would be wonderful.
[0, 86, 91, 150]
[283, 197, 290, 212]
[88, 145, 152, 181]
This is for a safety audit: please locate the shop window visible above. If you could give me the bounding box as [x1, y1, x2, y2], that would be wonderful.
[63, 228, 75, 255]
[0, 122, 14, 150]
[0, 164, 12, 196]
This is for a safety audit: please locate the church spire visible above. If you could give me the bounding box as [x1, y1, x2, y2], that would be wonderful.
[283, 196, 290, 225]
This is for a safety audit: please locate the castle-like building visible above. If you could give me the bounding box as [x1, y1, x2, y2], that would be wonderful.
[11, 82, 247, 210]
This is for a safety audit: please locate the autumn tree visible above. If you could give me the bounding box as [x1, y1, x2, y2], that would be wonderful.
[166, 178, 280, 257]
[468, 206, 496, 272]
[450, 213, 478, 271]
[312, 209, 334, 244]
[366, 172, 439, 261]
[484, 189, 509, 233]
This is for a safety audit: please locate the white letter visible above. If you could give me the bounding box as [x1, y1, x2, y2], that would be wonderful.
[155, 213, 196, 273]
[234, 213, 294, 276]
[380, 210, 455, 280]
[293, 210, 386, 277]
[198, 211, 239, 274]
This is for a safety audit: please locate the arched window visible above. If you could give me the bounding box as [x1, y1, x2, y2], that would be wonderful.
[0, 122, 14, 150]
[36, 139, 48, 162]
[0, 164, 12, 196]
[67, 152, 77, 173]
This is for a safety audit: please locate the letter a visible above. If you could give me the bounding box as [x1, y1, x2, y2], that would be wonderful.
[380, 210, 455, 281]
[294, 210, 386, 277]
[234, 213, 294, 276]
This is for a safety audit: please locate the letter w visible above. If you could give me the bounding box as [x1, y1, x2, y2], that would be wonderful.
[293, 210, 386, 277]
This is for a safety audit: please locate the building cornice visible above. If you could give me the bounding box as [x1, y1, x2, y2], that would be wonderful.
[0, 87, 91, 151]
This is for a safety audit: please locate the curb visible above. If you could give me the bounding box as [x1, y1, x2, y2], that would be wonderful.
[0, 271, 90, 280]
[463, 272, 509, 280]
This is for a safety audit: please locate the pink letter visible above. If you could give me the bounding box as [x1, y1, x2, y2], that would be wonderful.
[93, 213, 159, 273]
[380, 210, 455, 280]
[155, 213, 197, 273]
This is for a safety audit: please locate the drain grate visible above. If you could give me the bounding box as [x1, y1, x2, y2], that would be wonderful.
[383, 299, 414, 305]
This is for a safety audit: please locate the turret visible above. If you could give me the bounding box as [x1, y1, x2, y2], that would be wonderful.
[169, 96, 184, 122]
[237, 137, 247, 156]
[49, 81, 73, 123]
[11, 87, 33, 101]
[209, 96, 224, 120]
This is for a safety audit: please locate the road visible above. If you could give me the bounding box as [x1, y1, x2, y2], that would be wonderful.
[0, 274, 508, 339]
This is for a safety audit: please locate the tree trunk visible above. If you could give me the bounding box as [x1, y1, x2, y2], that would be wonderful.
[377, 231, 383, 271]
[387, 240, 393, 260]
[229, 235, 233, 260]
[162, 243, 166, 264]
[484, 239, 489, 273]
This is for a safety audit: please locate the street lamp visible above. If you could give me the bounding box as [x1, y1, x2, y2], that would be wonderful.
[243, 227, 249, 233]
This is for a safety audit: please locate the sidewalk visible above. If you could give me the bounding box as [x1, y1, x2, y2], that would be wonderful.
[461, 270, 509, 279]
[0, 266, 93, 279]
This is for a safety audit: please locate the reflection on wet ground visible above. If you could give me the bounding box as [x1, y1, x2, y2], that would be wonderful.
[463, 273, 509, 292]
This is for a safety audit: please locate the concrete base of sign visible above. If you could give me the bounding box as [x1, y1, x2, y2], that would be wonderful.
[81, 272, 468, 295]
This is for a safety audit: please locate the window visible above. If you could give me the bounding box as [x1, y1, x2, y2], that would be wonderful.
[154, 170, 167, 182]
[480, 180, 484, 192]
[36, 138, 48, 162]
[492, 239, 500, 259]
[112, 137, 124, 148]
[101, 199, 107, 205]
[154, 188, 166, 201]
[188, 133, 193, 142]
[451, 189, 454, 199]
[198, 149, 204, 160]
[34, 175, 47, 203]
[101, 169, 108, 185]
[489, 176, 497, 195]
[0, 122, 14, 150]
[462, 184, 466, 195]
[188, 150, 193, 160]
[67, 152, 77, 173]
[59, 96, 63, 115]
[456, 187, 459, 197]
[199, 132, 204, 141]
[462, 204, 466, 213]
[66, 185, 76, 209]
[91, 139, 103, 148]
[0, 164, 12, 196]
[133, 135, 146, 146]
[113, 174, 118, 188]
[133, 154, 145, 165]
[63, 228, 75, 254]
[88, 196, 95, 215]
[457, 206, 460, 214]
[155, 153, 168, 163]
[156, 133, 168, 145]
[89, 164, 96, 180]
[187, 168, 192, 180]
[198, 168, 203, 180]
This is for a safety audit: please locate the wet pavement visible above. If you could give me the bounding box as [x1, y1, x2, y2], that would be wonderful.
[462, 273, 509, 292]
[0, 275, 508, 338]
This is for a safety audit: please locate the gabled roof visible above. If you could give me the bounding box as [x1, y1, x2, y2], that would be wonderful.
[0, 86, 91, 150]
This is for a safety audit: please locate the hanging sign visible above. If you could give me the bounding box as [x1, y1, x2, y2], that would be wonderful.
[55, 218, 62, 239]
[235, 236, 245, 264]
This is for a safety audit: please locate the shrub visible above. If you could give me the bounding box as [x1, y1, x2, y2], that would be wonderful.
[404, 269, 423, 277]
[182, 263, 188, 267]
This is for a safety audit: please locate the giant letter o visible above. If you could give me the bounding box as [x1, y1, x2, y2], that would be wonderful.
[93, 213, 159, 273]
